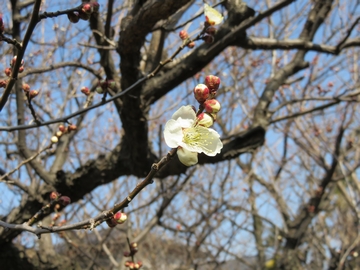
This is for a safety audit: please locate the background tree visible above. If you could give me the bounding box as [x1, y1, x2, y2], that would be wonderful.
[0, 0, 360, 269]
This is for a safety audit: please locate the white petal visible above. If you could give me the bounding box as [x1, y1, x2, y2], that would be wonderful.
[204, 3, 224, 25]
[177, 148, 198, 166]
[180, 126, 223, 156]
[163, 119, 183, 148]
[171, 105, 196, 121]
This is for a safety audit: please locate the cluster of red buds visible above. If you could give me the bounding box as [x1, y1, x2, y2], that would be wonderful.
[124, 242, 142, 269]
[106, 212, 128, 228]
[95, 79, 116, 94]
[178, 30, 195, 49]
[49, 191, 71, 206]
[0, 14, 4, 34]
[51, 124, 77, 143]
[67, 2, 99, 23]
[22, 83, 40, 100]
[3, 56, 25, 80]
[193, 75, 221, 127]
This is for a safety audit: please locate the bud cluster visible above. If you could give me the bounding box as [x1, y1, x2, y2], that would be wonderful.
[193, 75, 221, 127]
[22, 83, 40, 100]
[124, 242, 142, 269]
[49, 191, 71, 207]
[3, 56, 25, 79]
[106, 212, 128, 228]
[95, 79, 116, 94]
[51, 124, 77, 144]
[67, 2, 100, 23]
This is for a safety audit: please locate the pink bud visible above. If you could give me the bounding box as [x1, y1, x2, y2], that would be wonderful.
[82, 3, 93, 15]
[58, 196, 71, 206]
[187, 41, 195, 48]
[29, 90, 39, 99]
[205, 75, 220, 91]
[18, 66, 24, 73]
[5, 67, 11, 77]
[193, 84, 210, 103]
[123, 251, 131, 257]
[50, 191, 60, 200]
[196, 113, 214, 127]
[59, 125, 65, 132]
[113, 212, 127, 224]
[22, 83, 30, 92]
[203, 99, 221, 113]
[179, 30, 189, 40]
[67, 12, 80, 23]
[81, 86, 90, 96]
[68, 124, 77, 131]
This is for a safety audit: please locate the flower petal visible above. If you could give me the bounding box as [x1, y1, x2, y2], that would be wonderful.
[204, 3, 224, 25]
[163, 119, 184, 148]
[180, 126, 222, 156]
[177, 147, 198, 166]
[171, 105, 196, 122]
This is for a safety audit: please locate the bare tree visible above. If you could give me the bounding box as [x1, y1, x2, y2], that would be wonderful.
[0, 0, 359, 269]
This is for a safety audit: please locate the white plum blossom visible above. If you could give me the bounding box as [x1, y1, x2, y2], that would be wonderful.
[163, 105, 223, 166]
[204, 3, 224, 25]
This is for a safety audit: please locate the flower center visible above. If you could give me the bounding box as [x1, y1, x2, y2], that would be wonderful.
[183, 127, 201, 145]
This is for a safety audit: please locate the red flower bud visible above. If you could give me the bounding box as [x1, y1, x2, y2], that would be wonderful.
[68, 124, 77, 131]
[22, 83, 30, 92]
[29, 90, 39, 99]
[82, 3, 93, 15]
[113, 212, 127, 224]
[58, 196, 71, 206]
[59, 125, 65, 132]
[123, 251, 131, 257]
[18, 66, 24, 73]
[203, 99, 221, 113]
[50, 191, 60, 200]
[196, 112, 214, 127]
[179, 30, 189, 40]
[67, 12, 80, 23]
[187, 41, 195, 48]
[205, 75, 220, 91]
[81, 86, 90, 96]
[193, 84, 210, 103]
[5, 67, 12, 77]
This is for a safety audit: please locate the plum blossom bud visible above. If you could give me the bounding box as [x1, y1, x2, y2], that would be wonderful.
[187, 41, 195, 48]
[67, 12, 80, 23]
[58, 196, 71, 206]
[179, 30, 189, 40]
[59, 125, 65, 132]
[96, 86, 104, 94]
[82, 3, 93, 15]
[106, 218, 118, 228]
[203, 99, 221, 113]
[51, 136, 59, 143]
[202, 34, 214, 44]
[81, 86, 90, 96]
[50, 191, 60, 200]
[29, 90, 39, 99]
[193, 84, 210, 103]
[18, 66, 24, 73]
[107, 80, 116, 90]
[56, 131, 63, 137]
[123, 251, 131, 257]
[197, 113, 214, 127]
[130, 242, 138, 253]
[5, 68, 11, 77]
[0, 80, 7, 88]
[205, 75, 220, 91]
[22, 83, 30, 92]
[68, 124, 77, 131]
[113, 212, 127, 224]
